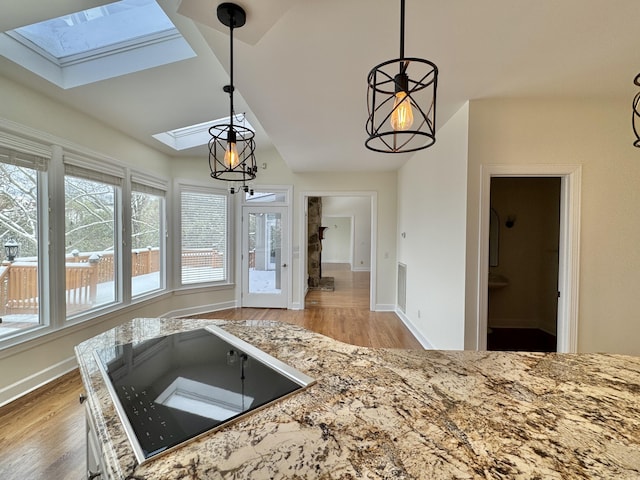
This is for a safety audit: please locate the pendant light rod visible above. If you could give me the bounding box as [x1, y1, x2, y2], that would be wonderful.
[228, 11, 235, 126]
[399, 0, 405, 60]
[217, 3, 247, 126]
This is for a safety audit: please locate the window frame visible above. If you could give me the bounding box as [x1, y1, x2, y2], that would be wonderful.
[0, 141, 50, 342]
[174, 180, 234, 290]
[62, 153, 124, 322]
[129, 171, 168, 299]
[0, 120, 172, 351]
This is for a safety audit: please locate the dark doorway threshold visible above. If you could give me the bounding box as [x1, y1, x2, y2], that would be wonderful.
[487, 327, 556, 352]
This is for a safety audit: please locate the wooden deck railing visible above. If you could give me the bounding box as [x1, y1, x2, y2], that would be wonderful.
[0, 261, 100, 315]
[181, 249, 224, 269]
[4, 262, 40, 313]
[0, 247, 225, 316]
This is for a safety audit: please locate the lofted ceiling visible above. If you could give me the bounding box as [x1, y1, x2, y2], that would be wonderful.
[2, 0, 640, 173]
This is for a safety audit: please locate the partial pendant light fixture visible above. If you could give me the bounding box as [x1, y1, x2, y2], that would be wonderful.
[209, 2, 257, 194]
[365, 0, 438, 153]
[633, 74, 640, 147]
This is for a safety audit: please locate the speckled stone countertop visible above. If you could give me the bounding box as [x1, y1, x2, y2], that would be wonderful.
[75, 318, 640, 479]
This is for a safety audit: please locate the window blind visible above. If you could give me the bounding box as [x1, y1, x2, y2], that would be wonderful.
[63, 152, 124, 186]
[131, 171, 168, 196]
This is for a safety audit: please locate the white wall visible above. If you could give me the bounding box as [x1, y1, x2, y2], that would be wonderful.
[466, 98, 640, 355]
[322, 196, 372, 270]
[321, 216, 352, 264]
[0, 75, 167, 171]
[397, 103, 469, 350]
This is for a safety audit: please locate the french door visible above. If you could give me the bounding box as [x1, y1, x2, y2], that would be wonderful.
[241, 206, 288, 308]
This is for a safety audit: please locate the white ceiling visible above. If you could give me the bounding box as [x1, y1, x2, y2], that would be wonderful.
[2, 0, 640, 173]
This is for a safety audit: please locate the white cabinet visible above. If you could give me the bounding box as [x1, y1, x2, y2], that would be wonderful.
[84, 397, 114, 480]
[85, 401, 103, 479]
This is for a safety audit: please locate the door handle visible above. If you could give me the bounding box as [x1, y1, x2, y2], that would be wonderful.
[282, 264, 287, 268]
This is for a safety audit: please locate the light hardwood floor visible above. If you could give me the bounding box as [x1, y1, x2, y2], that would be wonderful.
[0, 264, 420, 479]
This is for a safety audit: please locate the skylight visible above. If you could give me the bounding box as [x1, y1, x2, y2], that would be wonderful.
[153, 114, 255, 151]
[0, 0, 196, 88]
[13, 0, 175, 60]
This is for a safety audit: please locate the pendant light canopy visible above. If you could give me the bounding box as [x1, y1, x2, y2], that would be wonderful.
[633, 74, 640, 147]
[365, 0, 438, 153]
[209, 2, 257, 193]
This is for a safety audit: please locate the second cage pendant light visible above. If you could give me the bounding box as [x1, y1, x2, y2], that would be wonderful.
[365, 0, 438, 154]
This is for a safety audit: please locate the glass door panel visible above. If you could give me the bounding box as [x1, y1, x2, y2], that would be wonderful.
[242, 206, 288, 308]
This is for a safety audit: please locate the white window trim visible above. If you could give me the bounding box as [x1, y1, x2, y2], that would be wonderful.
[240, 184, 292, 207]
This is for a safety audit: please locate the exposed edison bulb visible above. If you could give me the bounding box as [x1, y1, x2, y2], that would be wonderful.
[390, 91, 414, 131]
[224, 141, 239, 168]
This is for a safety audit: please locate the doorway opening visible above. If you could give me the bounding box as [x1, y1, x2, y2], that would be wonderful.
[478, 164, 581, 353]
[487, 177, 560, 352]
[300, 192, 377, 311]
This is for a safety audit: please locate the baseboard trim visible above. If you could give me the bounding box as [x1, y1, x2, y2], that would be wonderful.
[0, 356, 77, 408]
[395, 309, 433, 350]
[352, 266, 370, 272]
[163, 300, 237, 319]
[375, 303, 396, 312]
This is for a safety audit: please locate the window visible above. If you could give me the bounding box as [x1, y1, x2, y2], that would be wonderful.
[152, 114, 254, 151]
[0, 123, 172, 348]
[131, 175, 166, 297]
[1, 0, 195, 89]
[179, 187, 229, 285]
[12, 0, 176, 59]
[244, 190, 288, 204]
[0, 146, 48, 339]
[64, 159, 123, 318]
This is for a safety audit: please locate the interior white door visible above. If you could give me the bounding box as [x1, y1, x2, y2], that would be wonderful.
[241, 206, 288, 308]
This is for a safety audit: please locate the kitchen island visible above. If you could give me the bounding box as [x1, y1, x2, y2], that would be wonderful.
[75, 317, 640, 479]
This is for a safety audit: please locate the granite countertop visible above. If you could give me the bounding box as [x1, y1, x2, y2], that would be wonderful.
[75, 318, 640, 479]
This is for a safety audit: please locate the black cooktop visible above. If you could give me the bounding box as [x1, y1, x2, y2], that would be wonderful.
[93, 326, 315, 464]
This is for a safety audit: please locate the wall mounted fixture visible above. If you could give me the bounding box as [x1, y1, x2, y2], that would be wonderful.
[505, 216, 516, 228]
[208, 2, 257, 193]
[365, 0, 438, 153]
[633, 74, 640, 147]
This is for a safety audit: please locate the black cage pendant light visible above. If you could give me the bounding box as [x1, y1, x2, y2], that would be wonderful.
[209, 2, 257, 193]
[365, 0, 438, 153]
[633, 74, 640, 147]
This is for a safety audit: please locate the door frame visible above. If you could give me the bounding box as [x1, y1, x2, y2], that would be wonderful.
[299, 191, 377, 311]
[477, 164, 581, 353]
[238, 185, 293, 309]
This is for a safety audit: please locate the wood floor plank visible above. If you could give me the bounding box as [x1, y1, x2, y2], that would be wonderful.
[0, 264, 421, 479]
[0, 369, 85, 480]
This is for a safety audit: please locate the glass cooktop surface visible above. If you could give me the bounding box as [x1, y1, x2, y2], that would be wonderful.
[93, 325, 315, 464]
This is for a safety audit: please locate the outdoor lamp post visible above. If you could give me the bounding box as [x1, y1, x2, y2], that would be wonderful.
[4, 239, 19, 262]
